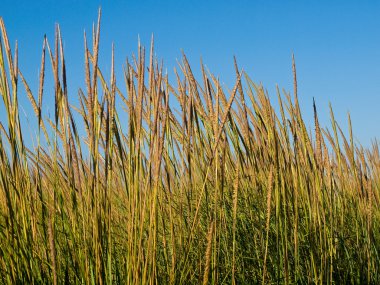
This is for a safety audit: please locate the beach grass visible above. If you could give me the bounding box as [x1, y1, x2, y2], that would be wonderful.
[0, 12, 379, 284]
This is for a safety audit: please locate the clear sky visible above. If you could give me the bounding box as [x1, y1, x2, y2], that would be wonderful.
[1, 0, 380, 147]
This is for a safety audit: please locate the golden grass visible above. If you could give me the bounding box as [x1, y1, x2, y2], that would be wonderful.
[0, 11, 380, 284]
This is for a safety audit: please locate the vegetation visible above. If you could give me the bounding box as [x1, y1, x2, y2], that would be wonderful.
[0, 12, 379, 284]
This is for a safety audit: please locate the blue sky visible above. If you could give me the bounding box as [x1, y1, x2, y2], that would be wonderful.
[1, 0, 380, 147]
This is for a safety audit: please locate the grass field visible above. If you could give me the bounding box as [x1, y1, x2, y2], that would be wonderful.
[0, 13, 379, 284]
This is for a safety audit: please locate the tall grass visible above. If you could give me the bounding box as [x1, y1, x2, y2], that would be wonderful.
[0, 12, 379, 284]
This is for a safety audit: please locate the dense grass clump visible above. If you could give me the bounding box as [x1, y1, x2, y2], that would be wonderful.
[1, 13, 380, 284]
